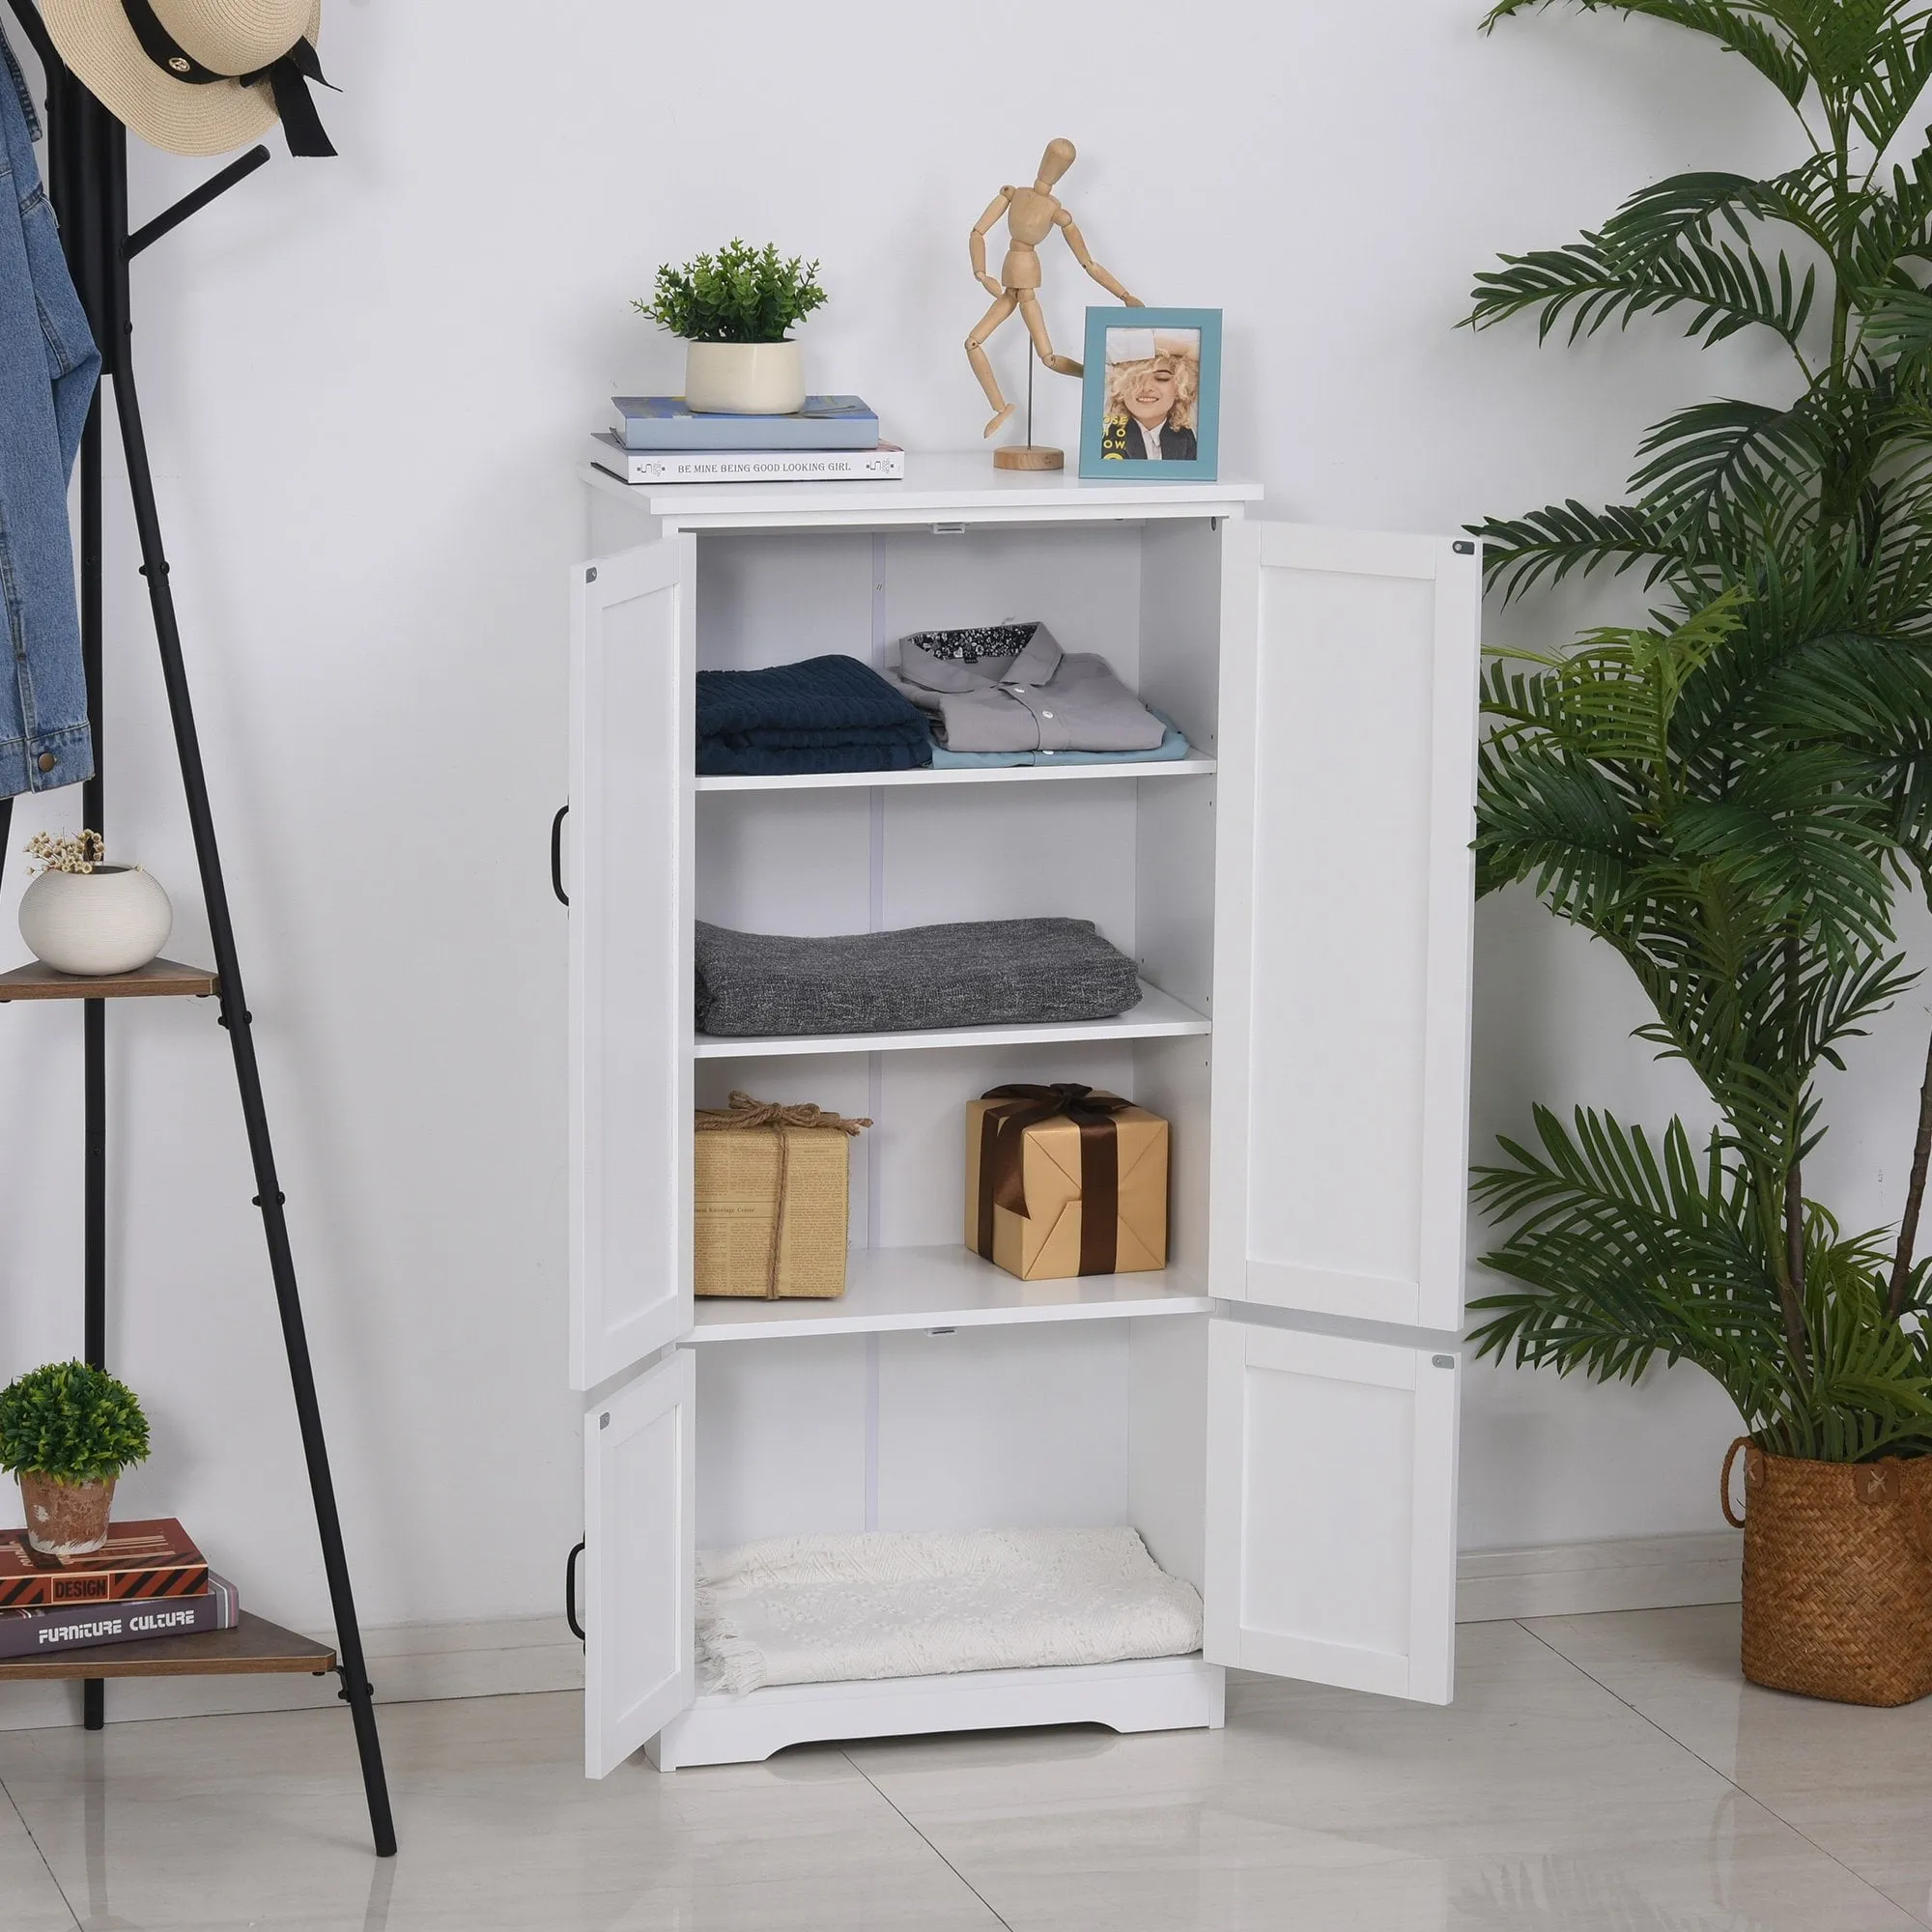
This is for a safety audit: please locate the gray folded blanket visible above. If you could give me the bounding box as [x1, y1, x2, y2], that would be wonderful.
[695, 919, 1144, 1037]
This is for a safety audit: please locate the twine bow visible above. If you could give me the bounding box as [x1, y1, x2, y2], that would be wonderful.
[696, 1093, 868, 1298]
[695, 1091, 871, 1135]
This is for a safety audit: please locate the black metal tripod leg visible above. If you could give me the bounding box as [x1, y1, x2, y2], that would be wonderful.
[108, 357, 397, 1859]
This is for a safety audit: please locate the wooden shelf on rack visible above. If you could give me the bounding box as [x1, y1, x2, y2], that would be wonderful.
[0, 1612, 333, 1681]
[0, 957, 218, 1002]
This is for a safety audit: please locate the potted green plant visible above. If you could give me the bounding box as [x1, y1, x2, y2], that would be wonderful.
[635, 239, 827, 415]
[17, 829, 172, 978]
[0, 1360, 151, 1556]
[1465, 0, 1932, 1705]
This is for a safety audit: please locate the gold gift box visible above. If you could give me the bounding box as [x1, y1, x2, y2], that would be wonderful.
[964, 1085, 1168, 1282]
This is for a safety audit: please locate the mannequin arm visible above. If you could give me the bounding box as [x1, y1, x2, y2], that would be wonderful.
[970, 189, 1013, 295]
[1059, 213, 1142, 305]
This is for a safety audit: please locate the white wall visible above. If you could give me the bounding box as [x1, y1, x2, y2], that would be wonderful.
[0, 0, 1913, 1636]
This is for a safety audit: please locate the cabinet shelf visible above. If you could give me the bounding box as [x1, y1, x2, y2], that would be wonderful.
[695, 758, 1217, 793]
[694, 980, 1210, 1059]
[0, 1613, 333, 1681]
[0, 957, 217, 1002]
[583, 452, 1263, 532]
[689, 1244, 1213, 1342]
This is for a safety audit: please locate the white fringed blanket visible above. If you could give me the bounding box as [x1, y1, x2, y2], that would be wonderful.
[695, 1526, 1204, 1695]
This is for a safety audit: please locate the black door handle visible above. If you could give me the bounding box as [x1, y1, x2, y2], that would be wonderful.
[565, 1540, 585, 1642]
[551, 805, 569, 907]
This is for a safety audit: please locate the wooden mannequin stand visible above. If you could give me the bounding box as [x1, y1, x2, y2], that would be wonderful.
[965, 137, 1144, 471]
[0, 4, 395, 1861]
[999, 357, 1062, 473]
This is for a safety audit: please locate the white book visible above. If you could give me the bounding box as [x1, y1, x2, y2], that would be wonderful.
[589, 433, 905, 485]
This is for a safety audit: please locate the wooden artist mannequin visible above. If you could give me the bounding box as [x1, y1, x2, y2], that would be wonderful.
[967, 138, 1142, 467]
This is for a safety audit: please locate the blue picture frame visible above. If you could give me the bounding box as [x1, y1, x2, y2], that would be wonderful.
[1077, 307, 1222, 482]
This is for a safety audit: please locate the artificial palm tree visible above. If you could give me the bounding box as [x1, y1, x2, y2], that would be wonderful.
[1465, 0, 1932, 1463]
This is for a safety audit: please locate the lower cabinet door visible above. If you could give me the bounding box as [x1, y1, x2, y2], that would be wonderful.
[1204, 1318, 1459, 1703]
[583, 1347, 696, 1776]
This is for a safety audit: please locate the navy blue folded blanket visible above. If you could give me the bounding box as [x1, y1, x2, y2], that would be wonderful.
[696, 655, 932, 776]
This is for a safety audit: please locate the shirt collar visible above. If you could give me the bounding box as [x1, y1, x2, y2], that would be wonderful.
[1001, 623, 1064, 685]
[897, 622, 1065, 691]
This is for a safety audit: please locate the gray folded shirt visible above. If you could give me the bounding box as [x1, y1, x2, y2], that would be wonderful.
[695, 918, 1145, 1037]
[880, 623, 1167, 754]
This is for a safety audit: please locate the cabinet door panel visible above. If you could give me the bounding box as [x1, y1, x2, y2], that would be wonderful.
[571, 537, 695, 1389]
[1204, 1320, 1457, 1703]
[1212, 524, 1480, 1330]
[584, 1349, 696, 1777]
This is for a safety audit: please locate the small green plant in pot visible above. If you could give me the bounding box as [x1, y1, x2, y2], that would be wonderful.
[635, 239, 827, 415]
[0, 1361, 151, 1556]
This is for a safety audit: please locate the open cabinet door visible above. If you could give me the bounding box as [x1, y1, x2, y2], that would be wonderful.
[583, 1348, 696, 1776]
[570, 536, 696, 1390]
[1205, 1321, 1458, 1702]
[1211, 524, 1480, 1331]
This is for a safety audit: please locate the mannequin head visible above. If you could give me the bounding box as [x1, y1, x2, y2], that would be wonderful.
[1035, 139, 1076, 189]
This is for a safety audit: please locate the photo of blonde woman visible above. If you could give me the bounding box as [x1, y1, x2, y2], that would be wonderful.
[1080, 307, 1221, 480]
[1102, 327, 1201, 462]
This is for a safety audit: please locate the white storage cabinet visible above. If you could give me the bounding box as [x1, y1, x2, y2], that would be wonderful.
[568, 454, 1481, 1776]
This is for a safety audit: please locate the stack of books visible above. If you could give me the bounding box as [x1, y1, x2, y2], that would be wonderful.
[0, 1519, 240, 1662]
[590, 394, 904, 485]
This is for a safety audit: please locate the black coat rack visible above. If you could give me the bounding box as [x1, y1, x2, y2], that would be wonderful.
[0, 6, 393, 1860]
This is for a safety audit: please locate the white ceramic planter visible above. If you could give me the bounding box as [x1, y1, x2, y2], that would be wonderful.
[684, 340, 806, 415]
[19, 864, 173, 976]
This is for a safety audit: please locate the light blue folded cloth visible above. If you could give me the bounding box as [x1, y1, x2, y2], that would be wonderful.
[928, 722, 1193, 770]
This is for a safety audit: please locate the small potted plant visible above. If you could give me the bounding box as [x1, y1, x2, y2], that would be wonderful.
[17, 830, 172, 977]
[634, 239, 827, 415]
[0, 1360, 151, 1556]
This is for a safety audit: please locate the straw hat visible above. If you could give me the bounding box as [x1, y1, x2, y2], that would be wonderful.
[40, 0, 335, 158]
[1106, 327, 1199, 362]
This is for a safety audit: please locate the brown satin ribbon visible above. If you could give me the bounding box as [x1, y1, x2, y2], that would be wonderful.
[975, 1084, 1127, 1276]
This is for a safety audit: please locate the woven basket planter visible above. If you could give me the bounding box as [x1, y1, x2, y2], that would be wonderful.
[1724, 1438, 1932, 1707]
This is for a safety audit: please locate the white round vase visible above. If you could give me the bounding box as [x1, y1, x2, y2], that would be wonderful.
[19, 865, 173, 976]
[683, 340, 806, 415]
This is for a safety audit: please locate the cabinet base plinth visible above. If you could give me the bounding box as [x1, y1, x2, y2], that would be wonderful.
[645, 1653, 1223, 1771]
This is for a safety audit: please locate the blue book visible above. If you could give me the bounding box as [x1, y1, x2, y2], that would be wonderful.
[611, 394, 879, 451]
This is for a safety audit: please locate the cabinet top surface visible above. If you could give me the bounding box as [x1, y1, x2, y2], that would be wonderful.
[583, 451, 1264, 528]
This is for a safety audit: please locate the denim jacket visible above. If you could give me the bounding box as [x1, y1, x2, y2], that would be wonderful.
[0, 34, 99, 800]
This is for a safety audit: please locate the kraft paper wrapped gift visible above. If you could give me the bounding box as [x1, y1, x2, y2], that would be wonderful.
[695, 1093, 870, 1298]
[964, 1084, 1168, 1282]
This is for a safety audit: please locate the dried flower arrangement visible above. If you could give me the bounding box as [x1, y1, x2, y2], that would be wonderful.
[24, 830, 106, 875]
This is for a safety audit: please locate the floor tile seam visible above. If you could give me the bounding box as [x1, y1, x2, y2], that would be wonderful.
[1512, 1619, 1928, 1926]
[838, 1746, 1017, 1930]
[0, 1773, 81, 1932]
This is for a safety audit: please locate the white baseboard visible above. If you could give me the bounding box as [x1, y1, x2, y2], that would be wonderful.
[1457, 1529, 1742, 1623]
[0, 1612, 583, 1733]
[0, 1535, 1742, 1732]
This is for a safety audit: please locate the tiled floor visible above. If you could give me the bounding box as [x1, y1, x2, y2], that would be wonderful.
[1, 1605, 1928, 1929]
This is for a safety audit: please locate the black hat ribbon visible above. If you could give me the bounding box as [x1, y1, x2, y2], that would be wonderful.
[119, 0, 338, 156]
